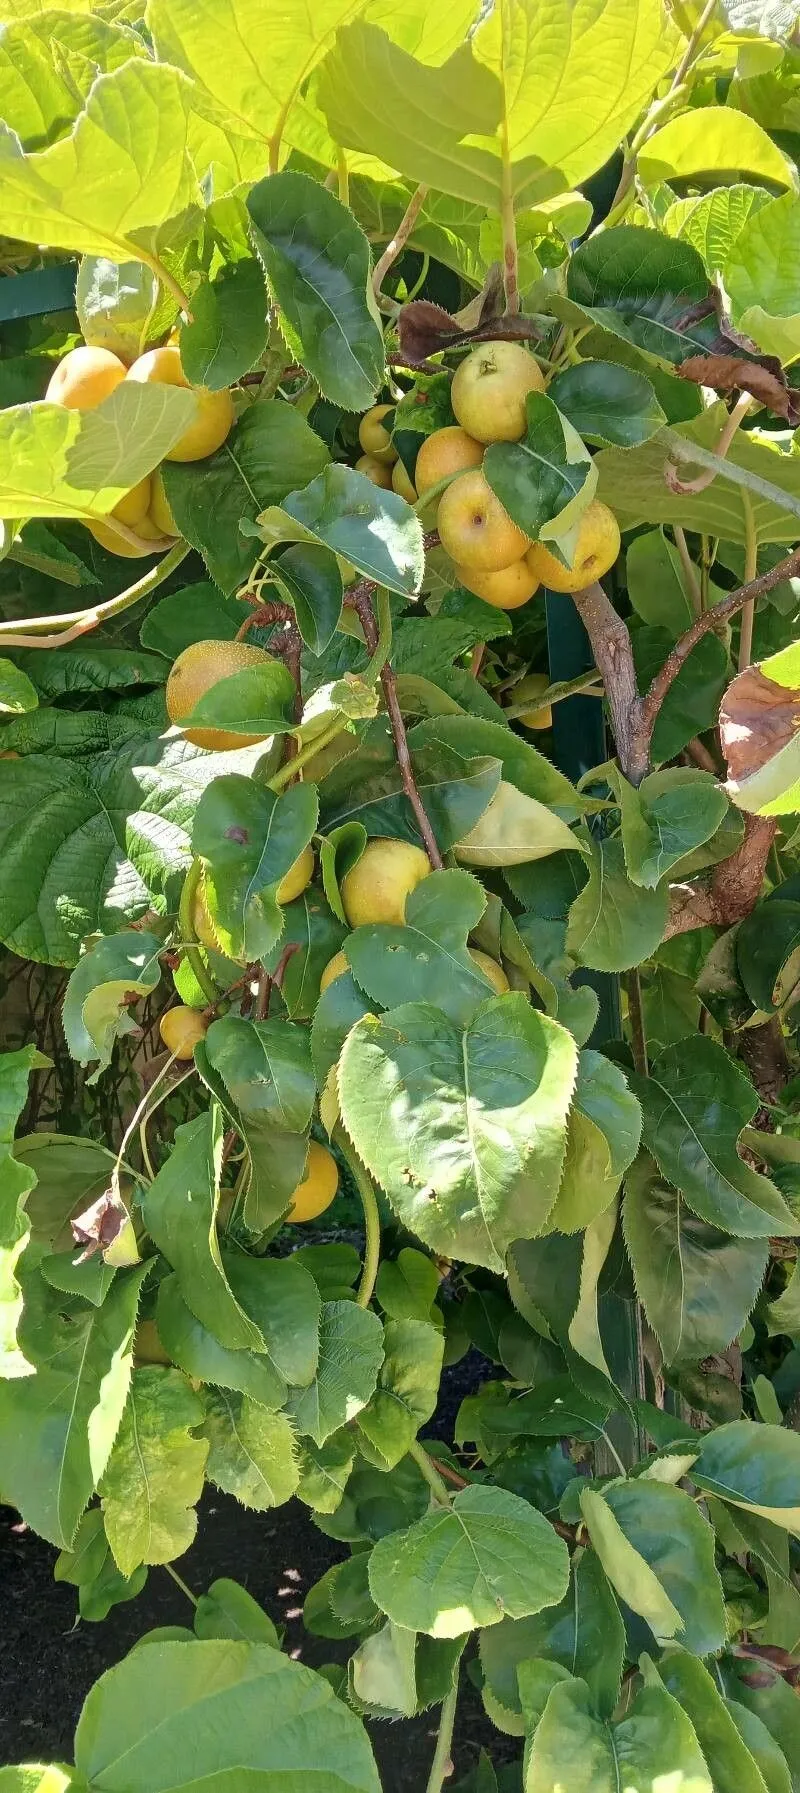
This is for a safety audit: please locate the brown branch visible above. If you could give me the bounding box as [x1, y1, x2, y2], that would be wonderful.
[372, 182, 429, 309]
[570, 581, 650, 785]
[664, 813, 777, 938]
[639, 547, 800, 747]
[351, 580, 444, 868]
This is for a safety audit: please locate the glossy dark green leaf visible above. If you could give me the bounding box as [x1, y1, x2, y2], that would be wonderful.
[628, 1036, 798, 1236]
[192, 777, 318, 963]
[270, 543, 343, 655]
[483, 391, 595, 542]
[737, 900, 800, 1011]
[345, 867, 496, 1028]
[180, 258, 269, 390]
[624, 1155, 768, 1367]
[140, 583, 243, 658]
[310, 968, 372, 1096]
[198, 1015, 315, 1230]
[339, 995, 577, 1271]
[693, 1419, 800, 1534]
[247, 171, 384, 411]
[256, 463, 423, 598]
[566, 836, 669, 971]
[262, 887, 345, 1020]
[163, 403, 330, 594]
[612, 766, 729, 890]
[549, 360, 666, 448]
[564, 226, 717, 368]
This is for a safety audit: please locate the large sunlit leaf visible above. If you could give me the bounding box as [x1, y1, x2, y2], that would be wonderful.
[197, 1016, 316, 1230]
[74, 1639, 382, 1791]
[657, 1648, 777, 1793]
[0, 1263, 146, 1547]
[0, 12, 147, 149]
[0, 60, 200, 263]
[639, 109, 795, 191]
[725, 191, 800, 364]
[548, 360, 666, 450]
[0, 384, 196, 522]
[624, 1156, 768, 1368]
[525, 1676, 712, 1793]
[339, 995, 577, 1271]
[628, 1036, 799, 1237]
[248, 172, 384, 411]
[100, 1368, 207, 1576]
[480, 1548, 624, 1731]
[597, 401, 800, 545]
[368, 1484, 569, 1637]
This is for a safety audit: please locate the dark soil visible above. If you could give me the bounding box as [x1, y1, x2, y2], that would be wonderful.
[0, 1355, 519, 1790]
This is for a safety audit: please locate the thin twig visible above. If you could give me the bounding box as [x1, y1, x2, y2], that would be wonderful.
[738, 490, 758, 672]
[667, 392, 751, 496]
[673, 526, 702, 616]
[0, 541, 190, 648]
[425, 1675, 459, 1793]
[372, 183, 429, 308]
[351, 580, 444, 868]
[639, 546, 800, 740]
[408, 1440, 452, 1506]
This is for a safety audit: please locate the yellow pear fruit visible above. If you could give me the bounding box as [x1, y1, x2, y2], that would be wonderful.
[469, 948, 510, 994]
[159, 1005, 208, 1059]
[413, 426, 484, 499]
[510, 673, 552, 730]
[451, 342, 545, 444]
[341, 837, 431, 928]
[166, 638, 274, 751]
[46, 344, 127, 410]
[319, 949, 350, 993]
[285, 1140, 339, 1221]
[356, 452, 393, 489]
[276, 844, 314, 905]
[126, 344, 234, 462]
[358, 403, 397, 464]
[149, 468, 178, 536]
[438, 469, 529, 572]
[392, 458, 417, 503]
[454, 559, 540, 610]
[526, 501, 621, 592]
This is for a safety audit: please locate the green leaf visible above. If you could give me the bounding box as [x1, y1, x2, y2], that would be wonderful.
[350, 1621, 418, 1720]
[0, 382, 196, 522]
[549, 1050, 641, 1233]
[296, 1433, 357, 1514]
[198, 1016, 316, 1229]
[0, 1047, 50, 1373]
[194, 1578, 279, 1647]
[338, 996, 577, 1271]
[0, 658, 37, 715]
[76, 254, 172, 366]
[180, 258, 269, 390]
[525, 1677, 712, 1793]
[548, 362, 666, 450]
[376, 1248, 441, 1325]
[270, 544, 343, 656]
[412, 716, 583, 822]
[140, 583, 243, 658]
[100, 1367, 207, 1576]
[613, 766, 730, 890]
[0, 1263, 146, 1546]
[657, 1649, 771, 1793]
[725, 193, 800, 365]
[628, 1037, 799, 1237]
[483, 392, 596, 544]
[163, 402, 330, 595]
[192, 778, 318, 963]
[62, 931, 162, 1079]
[355, 1317, 444, 1468]
[256, 463, 424, 599]
[737, 900, 800, 1012]
[594, 1478, 726, 1654]
[262, 886, 346, 1019]
[0, 732, 268, 967]
[0, 10, 145, 146]
[175, 657, 297, 744]
[140, 1110, 264, 1353]
[455, 780, 582, 869]
[74, 1638, 381, 1791]
[155, 1276, 288, 1409]
[624, 1156, 768, 1368]
[202, 1392, 298, 1509]
[345, 867, 497, 1028]
[693, 1419, 800, 1535]
[566, 836, 669, 972]
[480, 1548, 624, 1730]
[247, 172, 384, 411]
[665, 184, 772, 278]
[222, 1249, 321, 1390]
[639, 109, 795, 190]
[369, 1483, 569, 1637]
[720, 1656, 800, 1791]
[633, 624, 728, 765]
[729, 1703, 793, 1793]
[597, 402, 800, 546]
[319, 726, 500, 853]
[625, 529, 696, 635]
[0, 60, 199, 264]
[287, 1300, 384, 1446]
[563, 226, 714, 369]
[579, 1487, 683, 1641]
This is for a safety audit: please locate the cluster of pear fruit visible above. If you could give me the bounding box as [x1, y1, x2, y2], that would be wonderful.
[357, 340, 620, 612]
[160, 835, 511, 1221]
[45, 341, 234, 556]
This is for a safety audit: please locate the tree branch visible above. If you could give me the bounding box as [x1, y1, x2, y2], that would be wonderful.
[372, 183, 429, 310]
[569, 581, 649, 785]
[350, 579, 444, 868]
[638, 546, 800, 748]
[664, 813, 776, 938]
